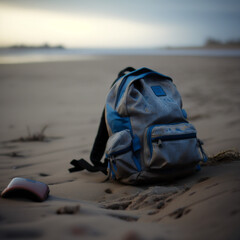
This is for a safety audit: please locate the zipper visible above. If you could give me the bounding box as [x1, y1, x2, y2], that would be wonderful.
[147, 122, 188, 153]
[152, 133, 196, 142]
[107, 145, 132, 180]
[106, 144, 141, 172]
[106, 145, 132, 158]
[147, 123, 196, 158]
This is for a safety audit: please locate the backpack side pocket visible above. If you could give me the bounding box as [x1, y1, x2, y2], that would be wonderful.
[144, 122, 202, 170]
[106, 130, 139, 181]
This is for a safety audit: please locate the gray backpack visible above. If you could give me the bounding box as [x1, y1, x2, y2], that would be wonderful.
[69, 67, 207, 184]
[104, 67, 207, 184]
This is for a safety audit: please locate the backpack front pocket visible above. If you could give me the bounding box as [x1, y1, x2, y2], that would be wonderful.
[106, 130, 139, 180]
[144, 122, 202, 169]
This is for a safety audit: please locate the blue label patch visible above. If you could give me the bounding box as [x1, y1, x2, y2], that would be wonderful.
[151, 86, 166, 97]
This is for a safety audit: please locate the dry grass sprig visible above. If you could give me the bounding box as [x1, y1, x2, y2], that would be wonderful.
[201, 150, 240, 166]
[13, 125, 48, 142]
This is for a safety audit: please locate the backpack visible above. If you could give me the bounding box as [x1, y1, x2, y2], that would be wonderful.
[69, 67, 207, 184]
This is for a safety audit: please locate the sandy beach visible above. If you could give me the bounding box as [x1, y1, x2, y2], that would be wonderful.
[0, 55, 240, 240]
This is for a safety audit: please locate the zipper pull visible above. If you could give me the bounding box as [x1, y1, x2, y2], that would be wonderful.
[157, 139, 162, 147]
[198, 139, 208, 162]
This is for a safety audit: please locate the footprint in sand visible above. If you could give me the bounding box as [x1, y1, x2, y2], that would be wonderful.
[56, 205, 80, 214]
[108, 213, 139, 222]
[13, 163, 33, 169]
[197, 177, 210, 183]
[0, 151, 26, 158]
[189, 191, 196, 196]
[39, 173, 50, 177]
[105, 188, 112, 194]
[205, 183, 219, 189]
[102, 186, 181, 211]
[169, 207, 191, 219]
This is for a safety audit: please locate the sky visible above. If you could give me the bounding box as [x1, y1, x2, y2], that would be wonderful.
[0, 0, 240, 48]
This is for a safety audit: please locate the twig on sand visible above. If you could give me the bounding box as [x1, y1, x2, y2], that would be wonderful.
[201, 150, 240, 166]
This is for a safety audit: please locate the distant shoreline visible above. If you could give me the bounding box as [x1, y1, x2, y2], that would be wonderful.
[165, 45, 240, 50]
[1, 46, 240, 64]
[165, 39, 240, 50]
[1, 42, 240, 51]
[0, 44, 65, 50]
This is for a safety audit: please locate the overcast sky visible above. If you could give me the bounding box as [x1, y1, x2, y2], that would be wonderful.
[0, 0, 240, 48]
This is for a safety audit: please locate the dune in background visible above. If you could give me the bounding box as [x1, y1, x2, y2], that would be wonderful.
[0, 55, 240, 240]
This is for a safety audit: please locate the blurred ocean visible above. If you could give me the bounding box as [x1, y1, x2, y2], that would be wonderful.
[1, 48, 240, 64]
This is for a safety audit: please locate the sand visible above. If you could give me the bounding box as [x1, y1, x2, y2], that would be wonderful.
[0, 55, 240, 240]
